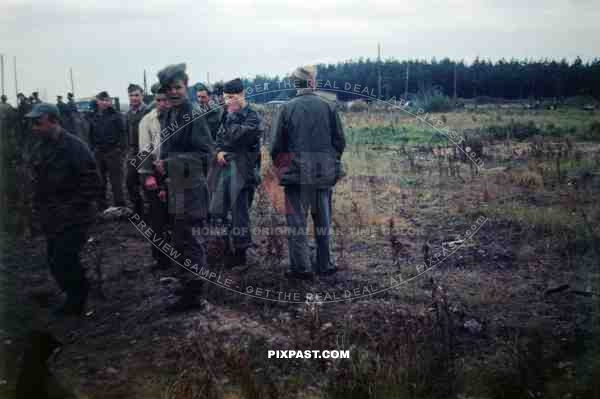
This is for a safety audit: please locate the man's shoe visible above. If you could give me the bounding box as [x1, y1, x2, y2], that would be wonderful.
[225, 249, 247, 268]
[284, 271, 315, 281]
[318, 267, 338, 276]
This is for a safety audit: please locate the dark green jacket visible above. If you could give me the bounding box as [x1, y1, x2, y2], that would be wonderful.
[214, 105, 263, 186]
[160, 99, 214, 220]
[33, 129, 102, 235]
[126, 103, 149, 153]
[200, 102, 224, 141]
[270, 90, 345, 187]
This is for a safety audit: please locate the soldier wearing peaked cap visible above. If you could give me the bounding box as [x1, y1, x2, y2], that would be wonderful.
[155, 63, 214, 286]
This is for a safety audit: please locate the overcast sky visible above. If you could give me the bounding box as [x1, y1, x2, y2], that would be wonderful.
[1, 0, 599, 103]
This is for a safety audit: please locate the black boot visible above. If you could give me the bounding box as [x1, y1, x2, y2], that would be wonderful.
[54, 281, 88, 317]
[225, 248, 247, 268]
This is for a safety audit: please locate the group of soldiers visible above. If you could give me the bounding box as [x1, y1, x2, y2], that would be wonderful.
[9, 63, 346, 316]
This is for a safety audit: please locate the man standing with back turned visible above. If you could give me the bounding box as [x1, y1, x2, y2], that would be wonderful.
[271, 66, 346, 280]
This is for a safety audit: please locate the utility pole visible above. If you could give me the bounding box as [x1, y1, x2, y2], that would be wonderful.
[453, 61, 457, 101]
[377, 43, 382, 100]
[1, 54, 5, 96]
[404, 61, 410, 100]
[13, 56, 18, 103]
[69, 67, 75, 96]
[143, 69, 147, 95]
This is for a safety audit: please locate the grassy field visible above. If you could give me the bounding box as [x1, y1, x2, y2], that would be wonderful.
[1, 106, 599, 398]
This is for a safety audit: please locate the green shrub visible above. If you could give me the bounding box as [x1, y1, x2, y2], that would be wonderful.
[578, 121, 600, 141]
[413, 88, 453, 113]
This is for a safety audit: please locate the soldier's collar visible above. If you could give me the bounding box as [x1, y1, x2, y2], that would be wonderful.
[296, 88, 316, 96]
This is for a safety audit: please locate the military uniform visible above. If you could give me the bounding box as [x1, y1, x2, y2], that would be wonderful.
[209, 104, 263, 255]
[138, 106, 169, 266]
[271, 83, 346, 275]
[29, 112, 101, 313]
[89, 103, 126, 208]
[160, 96, 213, 268]
[125, 102, 149, 216]
[200, 101, 223, 141]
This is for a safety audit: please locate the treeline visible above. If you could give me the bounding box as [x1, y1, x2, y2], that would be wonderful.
[241, 57, 600, 103]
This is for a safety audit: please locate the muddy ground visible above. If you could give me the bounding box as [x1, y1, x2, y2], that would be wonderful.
[0, 138, 595, 398]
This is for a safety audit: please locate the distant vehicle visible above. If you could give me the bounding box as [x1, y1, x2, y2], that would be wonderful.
[75, 96, 120, 113]
[75, 97, 96, 113]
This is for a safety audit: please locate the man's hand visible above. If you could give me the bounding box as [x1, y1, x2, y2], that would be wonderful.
[226, 101, 241, 114]
[144, 175, 158, 190]
[158, 190, 167, 202]
[154, 160, 165, 176]
[217, 151, 227, 166]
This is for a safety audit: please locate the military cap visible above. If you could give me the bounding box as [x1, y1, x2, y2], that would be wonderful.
[96, 91, 110, 100]
[157, 63, 188, 85]
[195, 82, 208, 92]
[24, 103, 60, 118]
[67, 92, 74, 98]
[150, 82, 161, 95]
[223, 78, 244, 94]
[150, 82, 168, 95]
[1, 94, 7, 101]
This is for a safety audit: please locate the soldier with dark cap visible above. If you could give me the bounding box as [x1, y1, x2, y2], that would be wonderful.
[0, 94, 16, 124]
[56, 95, 76, 136]
[125, 83, 149, 216]
[138, 82, 171, 268]
[195, 83, 223, 141]
[209, 78, 263, 266]
[212, 82, 225, 107]
[67, 92, 77, 112]
[89, 91, 126, 209]
[17, 93, 31, 124]
[271, 65, 346, 280]
[156, 63, 213, 277]
[31, 92, 41, 105]
[25, 103, 102, 315]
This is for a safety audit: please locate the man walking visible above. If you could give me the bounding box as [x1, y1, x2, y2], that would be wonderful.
[271, 66, 346, 280]
[31, 92, 41, 105]
[138, 82, 171, 268]
[209, 78, 263, 266]
[89, 91, 126, 209]
[125, 84, 148, 216]
[26, 103, 101, 315]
